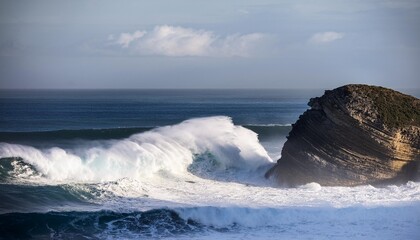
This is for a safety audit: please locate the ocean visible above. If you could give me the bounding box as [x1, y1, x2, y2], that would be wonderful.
[0, 89, 419, 239]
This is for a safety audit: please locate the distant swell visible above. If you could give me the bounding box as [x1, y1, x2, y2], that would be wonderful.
[0, 127, 153, 142]
[0, 125, 291, 143]
[0, 116, 273, 183]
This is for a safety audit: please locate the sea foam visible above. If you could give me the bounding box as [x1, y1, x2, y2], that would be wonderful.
[0, 116, 272, 182]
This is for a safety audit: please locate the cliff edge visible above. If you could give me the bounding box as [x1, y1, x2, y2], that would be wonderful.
[266, 84, 420, 186]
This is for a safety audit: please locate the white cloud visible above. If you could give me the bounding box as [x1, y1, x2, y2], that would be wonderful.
[309, 32, 344, 44]
[116, 31, 146, 48]
[110, 25, 266, 57]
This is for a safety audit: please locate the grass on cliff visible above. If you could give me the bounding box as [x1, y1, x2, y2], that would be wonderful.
[354, 85, 420, 129]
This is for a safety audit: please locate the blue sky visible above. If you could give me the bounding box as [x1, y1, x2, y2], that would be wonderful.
[0, 0, 419, 89]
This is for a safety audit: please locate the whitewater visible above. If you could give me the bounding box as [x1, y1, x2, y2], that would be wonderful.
[1, 116, 419, 239]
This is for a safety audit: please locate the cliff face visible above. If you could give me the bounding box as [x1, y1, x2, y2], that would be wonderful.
[266, 84, 420, 186]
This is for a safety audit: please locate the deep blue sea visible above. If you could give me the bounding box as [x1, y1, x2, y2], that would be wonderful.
[0, 89, 419, 239]
[0, 89, 316, 132]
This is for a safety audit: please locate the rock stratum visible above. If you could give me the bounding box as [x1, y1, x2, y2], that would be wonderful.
[266, 84, 420, 186]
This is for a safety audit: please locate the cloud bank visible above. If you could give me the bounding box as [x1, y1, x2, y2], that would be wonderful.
[110, 25, 266, 57]
[309, 31, 344, 44]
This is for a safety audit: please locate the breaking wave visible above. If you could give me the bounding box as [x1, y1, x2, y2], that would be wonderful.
[0, 116, 273, 183]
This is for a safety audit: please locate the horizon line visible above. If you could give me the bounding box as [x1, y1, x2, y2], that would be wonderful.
[0, 86, 419, 91]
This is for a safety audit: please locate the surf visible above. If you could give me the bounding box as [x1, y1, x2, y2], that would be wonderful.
[1, 203, 419, 239]
[0, 116, 273, 183]
[1, 116, 419, 240]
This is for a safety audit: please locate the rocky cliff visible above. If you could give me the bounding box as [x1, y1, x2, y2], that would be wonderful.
[266, 84, 420, 186]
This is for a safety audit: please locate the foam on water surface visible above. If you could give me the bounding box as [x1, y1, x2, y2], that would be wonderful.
[0, 116, 272, 183]
[0, 116, 419, 239]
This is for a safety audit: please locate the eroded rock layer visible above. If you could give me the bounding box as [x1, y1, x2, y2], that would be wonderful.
[266, 84, 420, 186]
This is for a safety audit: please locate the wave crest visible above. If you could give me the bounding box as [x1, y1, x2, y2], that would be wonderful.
[0, 116, 272, 183]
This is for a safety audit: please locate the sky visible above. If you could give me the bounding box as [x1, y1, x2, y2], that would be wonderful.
[0, 0, 419, 89]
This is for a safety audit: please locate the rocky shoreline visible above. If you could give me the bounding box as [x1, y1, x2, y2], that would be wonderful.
[266, 84, 420, 186]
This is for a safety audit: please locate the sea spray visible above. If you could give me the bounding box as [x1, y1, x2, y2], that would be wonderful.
[1, 89, 418, 239]
[0, 116, 272, 183]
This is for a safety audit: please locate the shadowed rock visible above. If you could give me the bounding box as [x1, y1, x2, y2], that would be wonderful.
[266, 84, 420, 186]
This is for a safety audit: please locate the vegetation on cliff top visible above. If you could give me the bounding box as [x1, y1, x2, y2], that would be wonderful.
[344, 84, 420, 129]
